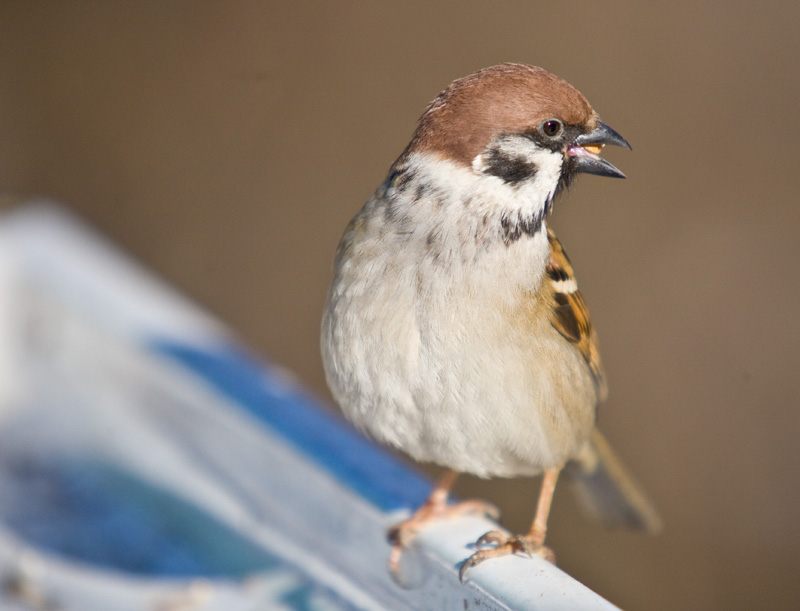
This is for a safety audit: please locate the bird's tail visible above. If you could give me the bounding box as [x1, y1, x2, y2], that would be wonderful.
[563, 428, 663, 533]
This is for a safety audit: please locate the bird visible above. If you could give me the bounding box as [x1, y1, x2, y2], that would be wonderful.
[320, 63, 661, 582]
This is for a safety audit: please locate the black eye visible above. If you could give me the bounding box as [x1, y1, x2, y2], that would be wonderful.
[540, 119, 563, 138]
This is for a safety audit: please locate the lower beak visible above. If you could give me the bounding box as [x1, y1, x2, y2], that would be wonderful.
[567, 121, 631, 179]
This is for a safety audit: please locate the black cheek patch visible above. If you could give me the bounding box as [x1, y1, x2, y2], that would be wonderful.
[482, 148, 538, 185]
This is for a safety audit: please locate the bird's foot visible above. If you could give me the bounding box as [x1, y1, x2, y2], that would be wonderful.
[459, 530, 555, 582]
[388, 499, 499, 579]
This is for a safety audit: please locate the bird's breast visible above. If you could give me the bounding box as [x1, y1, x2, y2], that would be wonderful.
[323, 204, 595, 476]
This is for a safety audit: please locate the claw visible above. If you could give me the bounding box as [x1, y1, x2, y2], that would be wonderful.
[459, 534, 555, 582]
[459, 552, 481, 583]
[388, 498, 501, 583]
[460, 468, 560, 581]
[388, 540, 405, 582]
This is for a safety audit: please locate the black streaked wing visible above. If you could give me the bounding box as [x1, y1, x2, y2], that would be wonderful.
[546, 227, 607, 401]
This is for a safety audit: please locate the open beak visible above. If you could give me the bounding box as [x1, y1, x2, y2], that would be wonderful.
[567, 121, 631, 179]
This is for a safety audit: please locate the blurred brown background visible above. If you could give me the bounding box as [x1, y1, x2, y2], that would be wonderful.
[2, 3, 799, 609]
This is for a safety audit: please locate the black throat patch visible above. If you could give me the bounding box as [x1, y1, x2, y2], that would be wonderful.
[499, 203, 551, 245]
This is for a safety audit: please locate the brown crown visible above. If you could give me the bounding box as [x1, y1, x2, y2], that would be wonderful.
[401, 63, 597, 167]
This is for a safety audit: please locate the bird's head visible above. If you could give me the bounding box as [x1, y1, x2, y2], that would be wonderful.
[401, 63, 630, 212]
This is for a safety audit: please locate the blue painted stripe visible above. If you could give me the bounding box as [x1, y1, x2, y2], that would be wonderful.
[152, 341, 432, 512]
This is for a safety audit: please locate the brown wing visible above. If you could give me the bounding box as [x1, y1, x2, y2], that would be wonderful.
[546, 227, 607, 401]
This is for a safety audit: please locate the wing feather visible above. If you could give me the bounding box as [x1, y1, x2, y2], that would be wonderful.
[546, 227, 607, 400]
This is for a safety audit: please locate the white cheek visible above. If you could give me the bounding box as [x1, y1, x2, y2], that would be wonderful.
[525, 148, 564, 194]
[401, 151, 563, 239]
[471, 153, 488, 174]
[471, 139, 564, 205]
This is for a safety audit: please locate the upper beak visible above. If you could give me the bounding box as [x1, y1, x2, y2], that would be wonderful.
[568, 120, 631, 179]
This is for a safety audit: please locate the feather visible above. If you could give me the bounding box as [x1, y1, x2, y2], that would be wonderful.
[546, 227, 607, 401]
[565, 429, 663, 533]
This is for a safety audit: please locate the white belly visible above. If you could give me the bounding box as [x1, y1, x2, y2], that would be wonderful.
[321, 216, 597, 478]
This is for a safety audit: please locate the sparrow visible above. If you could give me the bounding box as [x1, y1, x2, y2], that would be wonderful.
[321, 63, 661, 581]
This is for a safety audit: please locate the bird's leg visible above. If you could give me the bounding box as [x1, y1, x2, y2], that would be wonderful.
[388, 469, 499, 577]
[460, 468, 561, 581]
